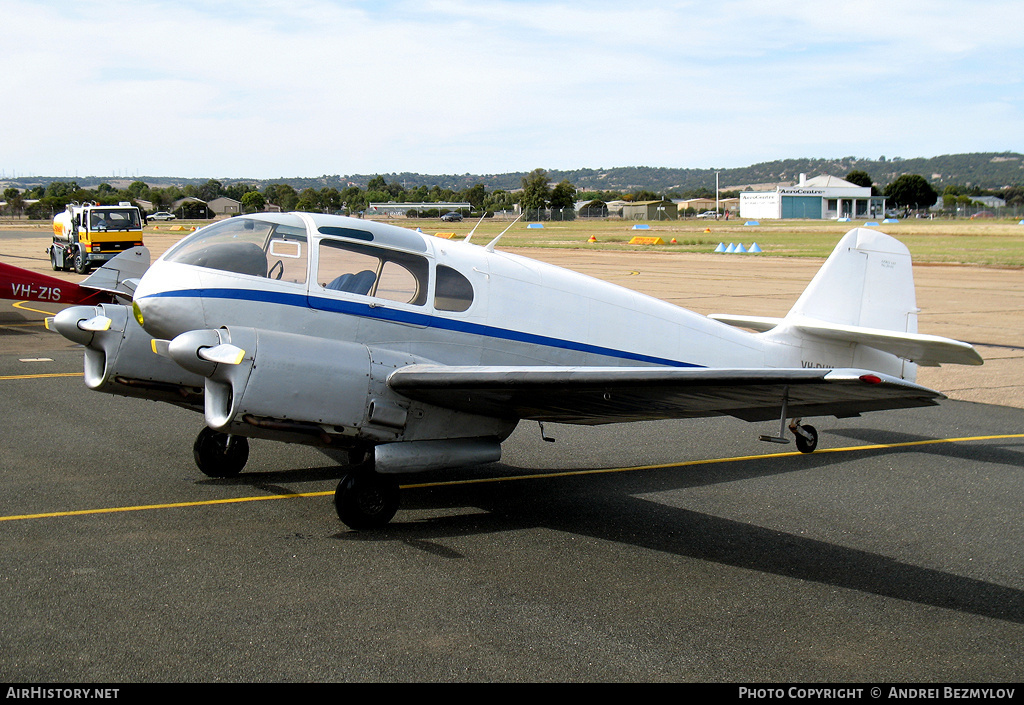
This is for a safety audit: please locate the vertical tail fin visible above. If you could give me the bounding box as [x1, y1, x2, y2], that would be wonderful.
[764, 228, 981, 379]
[710, 228, 981, 375]
[786, 228, 918, 334]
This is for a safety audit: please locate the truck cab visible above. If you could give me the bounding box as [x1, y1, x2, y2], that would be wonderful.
[51, 201, 145, 274]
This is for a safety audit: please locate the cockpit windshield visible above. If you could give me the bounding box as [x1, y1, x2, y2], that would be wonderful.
[163, 215, 308, 284]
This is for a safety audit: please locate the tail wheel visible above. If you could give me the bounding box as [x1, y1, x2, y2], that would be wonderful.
[794, 424, 818, 454]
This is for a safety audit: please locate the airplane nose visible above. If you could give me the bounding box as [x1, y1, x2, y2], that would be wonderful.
[132, 294, 193, 340]
[131, 265, 207, 339]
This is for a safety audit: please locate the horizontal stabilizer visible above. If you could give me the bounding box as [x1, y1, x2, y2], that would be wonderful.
[792, 318, 983, 367]
[389, 364, 944, 425]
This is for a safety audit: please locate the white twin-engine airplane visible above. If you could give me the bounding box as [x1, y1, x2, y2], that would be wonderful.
[45, 213, 982, 528]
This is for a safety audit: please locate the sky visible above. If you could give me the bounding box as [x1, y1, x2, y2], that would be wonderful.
[2, 0, 1022, 180]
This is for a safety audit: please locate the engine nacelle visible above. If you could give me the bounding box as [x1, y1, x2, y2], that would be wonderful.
[50, 303, 204, 408]
[166, 326, 517, 454]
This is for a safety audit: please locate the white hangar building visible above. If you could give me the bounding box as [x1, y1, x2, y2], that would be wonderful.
[739, 174, 886, 220]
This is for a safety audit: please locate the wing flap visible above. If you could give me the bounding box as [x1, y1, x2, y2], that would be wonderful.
[388, 365, 944, 425]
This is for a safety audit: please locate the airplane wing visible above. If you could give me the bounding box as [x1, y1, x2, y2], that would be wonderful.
[387, 365, 944, 425]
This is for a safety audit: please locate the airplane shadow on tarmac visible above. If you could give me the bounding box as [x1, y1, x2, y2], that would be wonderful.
[320, 431, 1024, 627]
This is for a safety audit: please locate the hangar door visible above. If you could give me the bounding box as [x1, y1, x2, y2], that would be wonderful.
[781, 196, 822, 219]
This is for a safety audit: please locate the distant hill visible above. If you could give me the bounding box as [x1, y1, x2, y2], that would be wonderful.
[4, 152, 1022, 194]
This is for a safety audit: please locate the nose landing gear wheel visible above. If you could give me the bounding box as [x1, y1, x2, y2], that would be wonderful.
[334, 471, 400, 530]
[193, 427, 250, 477]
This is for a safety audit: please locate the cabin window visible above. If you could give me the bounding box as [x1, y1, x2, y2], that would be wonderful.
[163, 216, 307, 284]
[434, 265, 474, 312]
[317, 239, 428, 306]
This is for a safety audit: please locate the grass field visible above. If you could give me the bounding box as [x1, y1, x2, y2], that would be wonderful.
[138, 215, 1024, 267]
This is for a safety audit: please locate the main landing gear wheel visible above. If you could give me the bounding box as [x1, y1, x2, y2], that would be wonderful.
[334, 470, 400, 530]
[792, 423, 819, 454]
[193, 427, 250, 477]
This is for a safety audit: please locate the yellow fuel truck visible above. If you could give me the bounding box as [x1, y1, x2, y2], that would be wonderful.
[50, 201, 145, 274]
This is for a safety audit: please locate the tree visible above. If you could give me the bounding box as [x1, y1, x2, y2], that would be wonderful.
[199, 179, 223, 202]
[1003, 185, 1024, 207]
[884, 174, 938, 210]
[630, 189, 661, 202]
[520, 168, 551, 212]
[461, 183, 486, 210]
[126, 181, 150, 200]
[264, 183, 298, 211]
[241, 191, 266, 213]
[845, 170, 873, 189]
[2, 188, 24, 217]
[549, 180, 576, 210]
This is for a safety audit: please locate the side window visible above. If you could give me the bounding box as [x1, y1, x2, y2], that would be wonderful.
[317, 239, 428, 306]
[265, 225, 307, 284]
[435, 265, 474, 312]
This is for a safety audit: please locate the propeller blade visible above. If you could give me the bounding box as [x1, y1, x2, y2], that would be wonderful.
[198, 344, 246, 365]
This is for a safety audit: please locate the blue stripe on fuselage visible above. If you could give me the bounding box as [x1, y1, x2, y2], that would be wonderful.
[141, 287, 702, 368]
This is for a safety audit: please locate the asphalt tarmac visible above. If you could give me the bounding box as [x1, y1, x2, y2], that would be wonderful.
[1, 310, 1023, 682]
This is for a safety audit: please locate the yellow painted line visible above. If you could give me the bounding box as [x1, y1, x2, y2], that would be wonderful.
[12, 301, 62, 316]
[0, 492, 330, 522]
[0, 372, 83, 380]
[1, 433, 1021, 523]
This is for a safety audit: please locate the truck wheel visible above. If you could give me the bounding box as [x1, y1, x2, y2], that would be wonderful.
[49, 247, 60, 272]
[73, 250, 90, 274]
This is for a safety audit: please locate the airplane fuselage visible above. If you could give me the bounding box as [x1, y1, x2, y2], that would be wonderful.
[133, 212, 768, 373]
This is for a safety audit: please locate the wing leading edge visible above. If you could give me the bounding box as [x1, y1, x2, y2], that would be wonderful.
[388, 365, 944, 425]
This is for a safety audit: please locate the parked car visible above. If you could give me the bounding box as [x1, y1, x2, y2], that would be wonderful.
[440, 211, 464, 222]
[696, 211, 719, 219]
[149, 212, 176, 221]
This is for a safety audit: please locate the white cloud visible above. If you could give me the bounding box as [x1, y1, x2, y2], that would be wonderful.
[2, 0, 1021, 178]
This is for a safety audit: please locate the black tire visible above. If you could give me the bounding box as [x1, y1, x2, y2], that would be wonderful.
[334, 471, 399, 529]
[49, 247, 60, 272]
[795, 424, 818, 454]
[72, 249, 90, 274]
[193, 427, 249, 477]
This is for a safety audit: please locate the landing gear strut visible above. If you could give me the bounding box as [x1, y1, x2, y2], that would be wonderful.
[193, 427, 250, 477]
[758, 387, 819, 453]
[334, 458, 400, 530]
